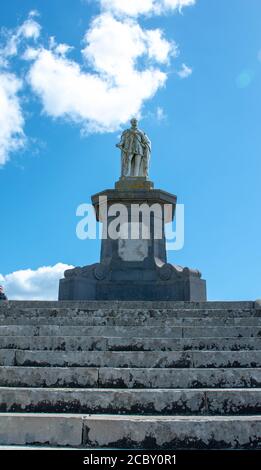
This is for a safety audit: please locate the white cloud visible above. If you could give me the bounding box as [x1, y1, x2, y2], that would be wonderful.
[177, 62, 192, 78]
[22, 47, 40, 61]
[156, 106, 167, 121]
[28, 10, 40, 19]
[82, 14, 174, 77]
[1, 17, 41, 58]
[0, 263, 73, 300]
[48, 36, 74, 57]
[162, 0, 195, 12]
[54, 43, 73, 57]
[0, 73, 25, 165]
[19, 19, 41, 40]
[100, 0, 156, 17]
[146, 29, 176, 63]
[0, 14, 42, 165]
[82, 14, 147, 80]
[27, 14, 168, 132]
[99, 0, 195, 17]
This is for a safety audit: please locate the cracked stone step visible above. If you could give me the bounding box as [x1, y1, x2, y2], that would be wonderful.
[97, 367, 261, 389]
[107, 337, 261, 352]
[0, 316, 260, 327]
[0, 300, 254, 311]
[0, 306, 259, 318]
[0, 336, 107, 352]
[0, 308, 256, 324]
[0, 413, 260, 448]
[0, 387, 260, 415]
[0, 413, 83, 447]
[0, 325, 260, 338]
[0, 307, 258, 318]
[9, 350, 261, 368]
[82, 415, 261, 449]
[1, 336, 261, 352]
[0, 366, 260, 388]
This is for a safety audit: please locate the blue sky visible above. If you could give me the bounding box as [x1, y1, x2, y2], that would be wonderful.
[0, 0, 260, 300]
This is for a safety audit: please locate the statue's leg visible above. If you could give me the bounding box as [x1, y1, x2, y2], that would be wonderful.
[143, 156, 149, 177]
[134, 155, 142, 176]
[123, 153, 131, 176]
[121, 156, 125, 177]
[130, 155, 135, 176]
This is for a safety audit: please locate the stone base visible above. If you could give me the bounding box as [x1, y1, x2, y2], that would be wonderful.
[59, 183, 207, 302]
[115, 177, 154, 191]
[58, 264, 206, 301]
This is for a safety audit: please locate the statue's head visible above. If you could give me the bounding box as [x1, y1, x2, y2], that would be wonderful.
[130, 118, 138, 128]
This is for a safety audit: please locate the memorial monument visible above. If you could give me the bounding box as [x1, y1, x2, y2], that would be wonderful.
[1, 122, 259, 451]
[59, 120, 206, 301]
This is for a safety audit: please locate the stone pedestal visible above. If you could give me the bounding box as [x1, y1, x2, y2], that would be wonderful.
[115, 176, 154, 191]
[59, 177, 206, 301]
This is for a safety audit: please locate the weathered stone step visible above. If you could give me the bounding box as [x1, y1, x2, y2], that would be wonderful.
[0, 336, 107, 352]
[0, 306, 258, 317]
[1, 336, 261, 352]
[0, 366, 98, 388]
[0, 300, 254, 311]
[3, 350, 261, 368]
[106, 337, 261, 352]
[0, 310, 258, 322]
[1, 316, 260, 326]
[0, 413, 260, 448]
[0, 351, 15, 366]
[0, 387, 260, 415]
[1, 366, 260, 388]
[82, 414, 261, 449]
[99, 367, 261, 389]
[0, 325, 260, 338]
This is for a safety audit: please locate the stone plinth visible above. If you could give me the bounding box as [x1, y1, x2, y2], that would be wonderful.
[115, 176, 154, 191]
[59, 179, 206, 301]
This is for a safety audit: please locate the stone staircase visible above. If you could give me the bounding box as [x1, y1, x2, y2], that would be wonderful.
[0, 300, 260, 449]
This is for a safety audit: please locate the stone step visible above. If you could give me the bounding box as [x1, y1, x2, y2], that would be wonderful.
[0, 307, 258, 319]
[5, 350, 261, 368]
[106, 337, 261, 352]
[81, 414, 261, 449]
[0, 325, 260, 338]
[0, 413, 260, 448]
[0, 336, 107, 352]
[0, 300, 254, 310]
[0, 366, 99, 388]
[0, 351, 16, 366]
[1, 366, 260, 388]
[1, 335, 260, 352]
[99, 367, 261, 389]
[0, 316, 260, 326]
[0, 311, 258, 321]
[0, 387, 260, 415]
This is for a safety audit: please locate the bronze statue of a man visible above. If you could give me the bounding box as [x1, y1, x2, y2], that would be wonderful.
[116, 118, 151, 178]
